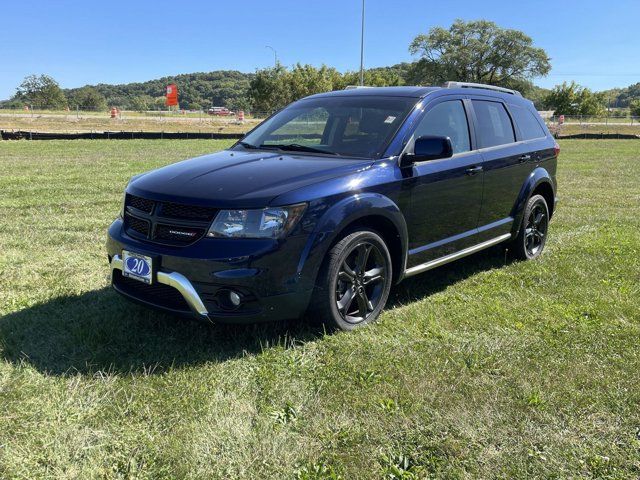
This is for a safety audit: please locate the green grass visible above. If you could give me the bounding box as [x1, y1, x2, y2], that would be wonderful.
[0, 139, 639, 479]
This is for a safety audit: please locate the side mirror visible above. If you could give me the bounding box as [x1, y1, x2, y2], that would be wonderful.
[399, 135, 453, 168]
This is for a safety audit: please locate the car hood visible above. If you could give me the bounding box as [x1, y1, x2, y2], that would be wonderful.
[127, 149, 373, 208]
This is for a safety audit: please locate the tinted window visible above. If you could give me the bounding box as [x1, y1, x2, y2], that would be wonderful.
[412, 100, 470, 154]
[472, 100, 515, 148]
[239, 96, 415, 158]
[510, 104, 546, 140]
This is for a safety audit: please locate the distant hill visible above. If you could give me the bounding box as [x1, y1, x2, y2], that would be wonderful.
[64, 70, 254, 111]
[600, 82, 640, 108]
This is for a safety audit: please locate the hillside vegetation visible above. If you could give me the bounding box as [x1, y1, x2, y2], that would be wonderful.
[65, 70, 254, 111]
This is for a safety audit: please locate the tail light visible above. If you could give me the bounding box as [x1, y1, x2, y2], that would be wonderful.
[554, 143, 560, 158]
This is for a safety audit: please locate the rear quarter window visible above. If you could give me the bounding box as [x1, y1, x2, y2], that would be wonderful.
[509, 104, 547, 140]
[472, 100, 515, 148]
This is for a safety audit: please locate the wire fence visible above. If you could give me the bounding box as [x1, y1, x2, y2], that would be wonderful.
[0, 105, 272, 119]
[544, 115, 640, 138]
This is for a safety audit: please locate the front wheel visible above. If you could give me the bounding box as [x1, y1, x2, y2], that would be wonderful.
[511, 194, 549, 260]
[309, 230, 392, 331]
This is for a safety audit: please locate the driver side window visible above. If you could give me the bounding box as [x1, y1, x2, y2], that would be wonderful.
[412, 100, 471, 154]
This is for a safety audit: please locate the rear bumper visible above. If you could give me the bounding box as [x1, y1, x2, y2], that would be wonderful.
[106, 219, 315, 323]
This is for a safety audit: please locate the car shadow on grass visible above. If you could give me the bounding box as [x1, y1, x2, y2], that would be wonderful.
[0, 246, 512, 376]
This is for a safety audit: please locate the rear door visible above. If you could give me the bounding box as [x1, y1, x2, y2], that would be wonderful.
[469, 98, 530, 240]
[404, 96, 485, 266]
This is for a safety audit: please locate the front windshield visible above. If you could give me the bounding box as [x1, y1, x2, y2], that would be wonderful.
[236, 95, 416, 158]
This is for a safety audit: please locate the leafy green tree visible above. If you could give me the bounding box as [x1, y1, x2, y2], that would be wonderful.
[16, 74, 67, 109]
[408, 19, 551, 89]
[67, 86, 107, 110]
[130, 95, 154, 112]
[544, 82, 606, 116]
[153, 96, 167, 110]
[630, 99, 640, 118]
[338, 64, 408, 88]
[611, 83, 640, 108]
[248, 63, 292, 112]
[286, 64, 340, 101]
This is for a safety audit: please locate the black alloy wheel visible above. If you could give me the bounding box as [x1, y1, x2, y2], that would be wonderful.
[310, 230, 393, 331]
[525, 201, 548, 257]
[511, 194, 550, 260]
[335, 241, 387, 324]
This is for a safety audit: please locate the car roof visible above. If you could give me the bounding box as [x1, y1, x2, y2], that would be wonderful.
[306, 86, 441, 99]
[304, 85, 534, 106]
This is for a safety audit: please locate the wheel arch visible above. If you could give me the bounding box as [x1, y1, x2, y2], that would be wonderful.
[298, 193, 408, 286]
[511, 167, 556, 238]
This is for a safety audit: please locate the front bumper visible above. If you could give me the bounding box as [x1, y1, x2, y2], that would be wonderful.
[106, 219, 315, 323]
[111, 254, 208, 316]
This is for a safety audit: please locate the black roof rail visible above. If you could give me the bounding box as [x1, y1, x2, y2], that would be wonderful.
[443, 81, 522, 97]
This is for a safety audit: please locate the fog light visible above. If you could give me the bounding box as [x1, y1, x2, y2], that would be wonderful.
[215, 288, 243, 311]
[229, 291, 241, 307]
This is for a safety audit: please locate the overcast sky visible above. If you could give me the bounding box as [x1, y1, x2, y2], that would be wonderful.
[1, 0, 639, 99]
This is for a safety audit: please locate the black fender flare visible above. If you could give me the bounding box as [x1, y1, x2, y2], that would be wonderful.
[296, 193, 408, 287]
[511, 167, 556, 238]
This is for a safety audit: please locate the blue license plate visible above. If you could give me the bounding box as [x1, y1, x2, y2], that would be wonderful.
[122, 250, 153, 284]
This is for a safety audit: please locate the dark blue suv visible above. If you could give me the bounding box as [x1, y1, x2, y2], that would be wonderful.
[107, 82, 558, 330]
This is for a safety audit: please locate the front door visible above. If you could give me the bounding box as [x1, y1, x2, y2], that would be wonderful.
[404, 98, 484, 267]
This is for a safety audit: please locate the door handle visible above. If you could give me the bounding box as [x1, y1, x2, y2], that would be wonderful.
[519, 154, 532, 162]
[465, 165, 483, 176]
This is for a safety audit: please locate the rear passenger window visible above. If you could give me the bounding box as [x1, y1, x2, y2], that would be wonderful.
[509, 104, 546, 140]
[412, 100, 470, 154]
[472, 100, 515, 148]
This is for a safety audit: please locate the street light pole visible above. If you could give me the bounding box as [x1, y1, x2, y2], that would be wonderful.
[359, 0, 365, 86]
[265, 45, 278, 67]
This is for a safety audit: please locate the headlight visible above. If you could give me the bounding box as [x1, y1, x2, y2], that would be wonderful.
[207, 203, 307, 239]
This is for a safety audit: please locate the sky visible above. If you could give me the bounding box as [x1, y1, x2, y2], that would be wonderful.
[1, 0, 639, 100]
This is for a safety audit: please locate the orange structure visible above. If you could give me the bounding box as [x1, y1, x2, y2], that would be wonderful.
[166, 84, 178, 107]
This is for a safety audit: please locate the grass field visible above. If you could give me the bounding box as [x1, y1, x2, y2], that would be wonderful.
[0, 139, 639, 479]
[0, 112, 260, 134]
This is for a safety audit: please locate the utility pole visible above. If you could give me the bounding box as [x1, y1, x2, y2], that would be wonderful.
[265, 45, 278, 67]
[359, 0, 365, 86]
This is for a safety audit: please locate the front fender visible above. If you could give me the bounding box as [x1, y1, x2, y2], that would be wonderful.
[296, 193, 408, 288]
[511, 166, 555, 237]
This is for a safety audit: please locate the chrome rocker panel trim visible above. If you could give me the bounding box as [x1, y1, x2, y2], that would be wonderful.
[110, 254, 209, 316]
[404, 233, 512, 278]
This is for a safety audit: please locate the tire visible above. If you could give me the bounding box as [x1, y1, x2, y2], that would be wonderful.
[511, 194, 549, 260]
[309, 229, 393, 331]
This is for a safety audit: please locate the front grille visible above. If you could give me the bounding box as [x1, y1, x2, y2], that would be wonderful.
[123, 194, 217, 246]
[127, 194, 154, 213]
[125, 214, 150, 237]
[160, 201, 217, 221]
[113, 270, 190, 312]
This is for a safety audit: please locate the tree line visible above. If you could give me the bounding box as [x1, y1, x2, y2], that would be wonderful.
[2, 19, 639, 117]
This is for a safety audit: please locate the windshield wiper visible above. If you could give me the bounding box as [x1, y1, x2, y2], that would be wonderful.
[260, 143, 338, 156]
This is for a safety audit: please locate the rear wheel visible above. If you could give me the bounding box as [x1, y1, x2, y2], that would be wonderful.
[310, 230, 392, 331]
[511, 194, 549, 260]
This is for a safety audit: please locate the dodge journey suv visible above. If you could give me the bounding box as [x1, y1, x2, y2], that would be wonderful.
[107, 82, 558, 330]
